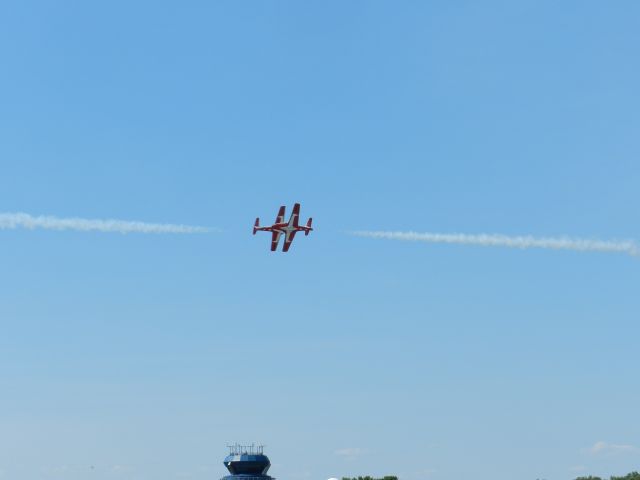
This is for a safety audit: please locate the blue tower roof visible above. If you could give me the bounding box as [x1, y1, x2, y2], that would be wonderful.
[221, 445, 274, 480]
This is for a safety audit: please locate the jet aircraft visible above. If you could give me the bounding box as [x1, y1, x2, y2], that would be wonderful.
[253, 203, 313, 252]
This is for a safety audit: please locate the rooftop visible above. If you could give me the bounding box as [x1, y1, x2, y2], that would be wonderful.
[227, 444, 265, 456]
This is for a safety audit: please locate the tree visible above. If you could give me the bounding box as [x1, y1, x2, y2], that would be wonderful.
[611, 473, 640, 480]
[576, 473, 640, 480]
[342, 476, 398, 480]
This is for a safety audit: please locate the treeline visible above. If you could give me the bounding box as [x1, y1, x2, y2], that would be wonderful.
[576, 473, 640, 480]
[342, 473, 640, 480]
[342, 476, 398, 480]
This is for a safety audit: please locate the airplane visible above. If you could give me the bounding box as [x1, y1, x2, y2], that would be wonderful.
[253, 203, 313, 252]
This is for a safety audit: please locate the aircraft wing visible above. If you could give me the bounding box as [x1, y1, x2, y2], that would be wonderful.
[275, 206, 286, 224]
[271, 231, 282, 252]
[282, 230, 297, 252]
[288, 203, 300, 227]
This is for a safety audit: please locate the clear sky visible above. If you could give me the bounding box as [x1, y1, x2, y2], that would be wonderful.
[1, 2, 639, 480]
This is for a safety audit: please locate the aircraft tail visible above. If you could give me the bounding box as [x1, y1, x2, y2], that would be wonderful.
[305, 218, 313, 236]
[253, 218, 260, 235]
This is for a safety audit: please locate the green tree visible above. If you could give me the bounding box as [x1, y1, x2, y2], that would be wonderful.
[576, 473, 640, 480]
[342, 476, 398, 480]
[611, 472, 640, 480]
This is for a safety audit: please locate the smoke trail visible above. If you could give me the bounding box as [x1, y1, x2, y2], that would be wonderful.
[0, 212, 211, 234]
[350, 230, 640, 257]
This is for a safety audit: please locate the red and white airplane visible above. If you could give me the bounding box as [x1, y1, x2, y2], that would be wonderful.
[253, 203, 313, 252]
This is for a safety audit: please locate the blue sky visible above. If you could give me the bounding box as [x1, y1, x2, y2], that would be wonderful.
[1, 1, 639, 480]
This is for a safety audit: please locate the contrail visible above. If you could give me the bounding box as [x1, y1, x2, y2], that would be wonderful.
[350, 230, 640, 257]
[0, 212, 211, 234]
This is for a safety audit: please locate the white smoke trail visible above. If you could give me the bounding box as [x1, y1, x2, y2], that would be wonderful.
[350, 230, 640, 257]
[0, 212, 211, 234]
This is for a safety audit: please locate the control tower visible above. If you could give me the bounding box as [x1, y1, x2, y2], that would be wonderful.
[221, 444, 274, 480]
